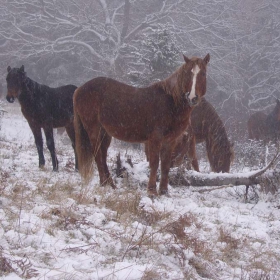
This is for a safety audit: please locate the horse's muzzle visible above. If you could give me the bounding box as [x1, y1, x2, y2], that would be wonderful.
[6, 96, 15, 103]
[187, 94, 199, 107]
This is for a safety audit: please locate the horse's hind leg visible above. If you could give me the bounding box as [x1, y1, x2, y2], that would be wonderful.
[100, 131, 115, 188]
[91, 128, 115, 189]
[28, 122, 45, 168]
[65, 123, 78, 171]
[43, 126, 58, 171]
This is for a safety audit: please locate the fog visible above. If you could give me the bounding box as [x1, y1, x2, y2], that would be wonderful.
[0, 0, 280, 138]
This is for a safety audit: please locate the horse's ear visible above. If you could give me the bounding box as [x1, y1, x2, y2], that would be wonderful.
[183, 55, 190, 64]
[7, 66, 11, 73]
[203, 53, 210, 65]
[19, 65, 24, 72]
[276, 99, 280, 106]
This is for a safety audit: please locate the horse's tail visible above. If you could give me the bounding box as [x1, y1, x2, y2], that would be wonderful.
[74, 106, 94, 183]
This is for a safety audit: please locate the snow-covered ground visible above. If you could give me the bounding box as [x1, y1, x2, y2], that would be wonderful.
[0, 101, 280, 280]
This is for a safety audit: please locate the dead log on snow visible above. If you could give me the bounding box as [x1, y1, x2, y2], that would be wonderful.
[169, 150, 280, 194]
[170, 169, 280, 194]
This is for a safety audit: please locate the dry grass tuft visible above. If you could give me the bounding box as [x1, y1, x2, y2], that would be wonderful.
[0, 255, 14, 277]
[72, 184, 97, 205]
[0, 171, 9, 188]
[0, 247, 39, 279]
[218, 226, 243, 265]
[164, 214, 214, 265]
[50, 206, 89, 230]
[101, 189, 142, 222]
[141, 266, 165, 280]
[218, 226, 240, 250]
[240, 268, 279, 280]
[138, 204, 172, 226]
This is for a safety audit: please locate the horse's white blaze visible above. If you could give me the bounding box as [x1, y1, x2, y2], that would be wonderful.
[189, 64, 200, 100]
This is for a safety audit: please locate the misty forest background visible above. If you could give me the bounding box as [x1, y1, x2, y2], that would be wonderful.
[0, 0, 280, 142]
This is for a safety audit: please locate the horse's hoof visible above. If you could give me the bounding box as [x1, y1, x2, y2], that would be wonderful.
[53, 168, 59, 172]
[159, 189, 170, 197]
[147, 188, 158, 198]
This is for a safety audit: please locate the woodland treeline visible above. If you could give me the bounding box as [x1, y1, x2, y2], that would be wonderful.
[0, 0, 280, 137]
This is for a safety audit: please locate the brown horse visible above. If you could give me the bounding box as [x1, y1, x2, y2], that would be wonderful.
[248, 99, 280, 143]
[161, 97, 234, 173]
[74, 54, 210, 196]
[6, 65, 78, 171]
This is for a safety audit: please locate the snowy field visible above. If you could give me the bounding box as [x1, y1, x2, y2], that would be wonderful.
[0, 101, 280, 280]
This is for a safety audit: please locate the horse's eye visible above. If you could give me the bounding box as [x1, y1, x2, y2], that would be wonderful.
[200, 72, 206, 77]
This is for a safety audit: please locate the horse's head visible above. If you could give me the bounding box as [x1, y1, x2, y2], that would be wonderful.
[6, 65, 26, 103]
[181, 53, 210, 107]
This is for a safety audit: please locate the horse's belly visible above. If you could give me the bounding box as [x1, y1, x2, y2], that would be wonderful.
[104, 124, 148, 143]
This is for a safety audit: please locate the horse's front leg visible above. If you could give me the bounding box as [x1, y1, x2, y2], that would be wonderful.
[43, 126, 58, 171]
[147, 140, 161, 196]
[28, 122, 45, 168]
[159, 141, 175, 195]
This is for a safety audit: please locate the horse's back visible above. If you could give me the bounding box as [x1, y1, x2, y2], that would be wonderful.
[74, 77, 138, 121]
[247, 111, 267, 140]
[52, 84, 77, 100]
[22, 83, 77, 127]
[74, 76, 159, 102]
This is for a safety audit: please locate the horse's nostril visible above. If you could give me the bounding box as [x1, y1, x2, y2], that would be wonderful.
[193, 96, 198, 104]
[6, 96, 15, 103]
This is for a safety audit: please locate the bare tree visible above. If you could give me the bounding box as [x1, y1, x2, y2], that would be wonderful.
[0, 0, 189, 84]
[0, 0, 279, 133]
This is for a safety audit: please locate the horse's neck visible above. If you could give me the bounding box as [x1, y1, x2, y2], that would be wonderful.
[155, 74, 190, 116]
[20, 77, 40, 101]
[18, 77, 39, 106]
[25, 77, 40, 91]
[162, 71, 179, 97]
[208, 117, 229, 146]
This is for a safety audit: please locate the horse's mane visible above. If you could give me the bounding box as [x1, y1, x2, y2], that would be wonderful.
[199, 98, 233, 160]
[154, 63, 188, 106]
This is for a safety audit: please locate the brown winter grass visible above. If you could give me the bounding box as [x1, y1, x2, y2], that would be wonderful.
[2, 137, 280, 279]
[165, 214, 214, 261]
[140, 266, 166, 280]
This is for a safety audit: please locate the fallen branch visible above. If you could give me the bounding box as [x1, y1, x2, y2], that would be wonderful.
[169, 169, 280, 194]
[169, 147, 280, 194]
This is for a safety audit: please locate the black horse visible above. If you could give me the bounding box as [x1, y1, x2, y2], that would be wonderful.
[6, 65, 78, 171]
